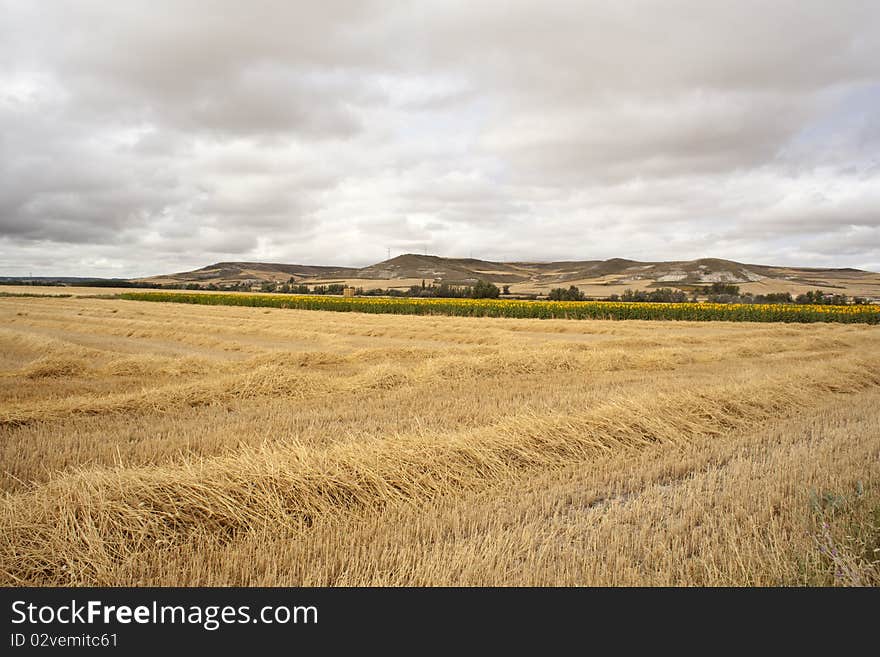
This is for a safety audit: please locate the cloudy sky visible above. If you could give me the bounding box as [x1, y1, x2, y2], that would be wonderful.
[2, 1, 879, 277]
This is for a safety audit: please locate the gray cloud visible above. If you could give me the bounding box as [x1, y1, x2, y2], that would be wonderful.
[1, 0, 880, 276]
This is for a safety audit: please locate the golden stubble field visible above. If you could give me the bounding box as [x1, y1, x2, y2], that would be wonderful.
[1, 295, 878, 586]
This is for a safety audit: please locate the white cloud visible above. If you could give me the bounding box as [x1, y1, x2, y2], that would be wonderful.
[1, 0, 879, 276]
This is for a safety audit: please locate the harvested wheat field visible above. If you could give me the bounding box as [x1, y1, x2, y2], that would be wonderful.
[1, 294, 878, 586]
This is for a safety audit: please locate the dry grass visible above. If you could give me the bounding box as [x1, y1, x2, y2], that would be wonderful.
[1, 295, 878, 586]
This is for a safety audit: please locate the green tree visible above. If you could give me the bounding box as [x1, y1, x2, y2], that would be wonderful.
[471, 280, 500, 299]
[549, 285, 586, 301]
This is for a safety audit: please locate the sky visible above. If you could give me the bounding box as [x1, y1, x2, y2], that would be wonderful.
[1, 1, 879, 277]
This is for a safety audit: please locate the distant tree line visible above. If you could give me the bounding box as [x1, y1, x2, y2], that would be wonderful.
[0, 279, 159, 288]
[5, 276, 871, 305]
[548, 285, 586, 301]
[275, 282, 347, 295]
[403, 280, 501, 299]
[226, 278, 506, 298]
[700, 284, 867, 305]
[548, 282, 871, 305]
[609, 288, 690, 303]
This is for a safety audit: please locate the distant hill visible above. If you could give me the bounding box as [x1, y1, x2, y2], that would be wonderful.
[132, 255, 880, 299]
[142, 261, 358, 284]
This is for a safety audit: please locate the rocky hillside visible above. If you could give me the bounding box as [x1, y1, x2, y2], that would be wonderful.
[136, 255, 880, 298]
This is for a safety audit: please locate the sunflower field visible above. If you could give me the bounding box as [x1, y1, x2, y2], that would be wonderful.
[116, 291, 880, 324]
